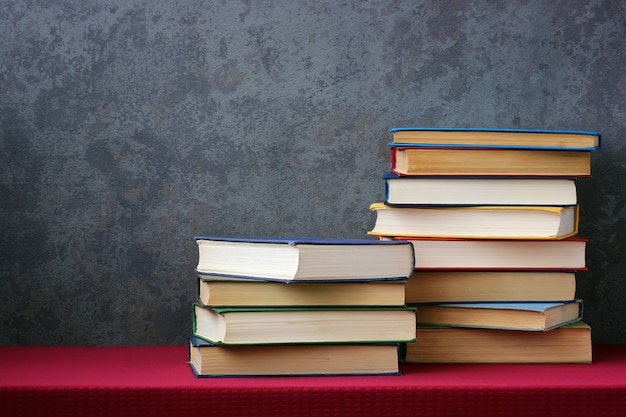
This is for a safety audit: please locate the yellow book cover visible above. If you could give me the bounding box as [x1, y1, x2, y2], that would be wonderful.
[368, 203, 579, 240]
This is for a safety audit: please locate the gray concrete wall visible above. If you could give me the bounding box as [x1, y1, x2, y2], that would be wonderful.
[1, 0, 624, 345]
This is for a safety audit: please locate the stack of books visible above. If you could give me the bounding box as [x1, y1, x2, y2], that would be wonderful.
[368, 127, 600, 364]
[188, 236, 417, 376]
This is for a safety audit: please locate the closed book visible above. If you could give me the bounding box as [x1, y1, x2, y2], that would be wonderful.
[195, 236, 415, 282]
[390, 146, 592, 177]
[188, 336, 400, 377]
[198, 277, 407, 307]
[192, 303, 417, 345]
[403, 322, 592, 363]
[389, 127, 601, 150]
[382, 173, 577, 206]
[381, 237, 587, 270]
[405, 270, 576, 303]
[368, 203, 579, 240]
[413, 300, 583, 331]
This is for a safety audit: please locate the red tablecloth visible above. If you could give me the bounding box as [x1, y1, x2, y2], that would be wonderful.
[1, 344, 625, 417]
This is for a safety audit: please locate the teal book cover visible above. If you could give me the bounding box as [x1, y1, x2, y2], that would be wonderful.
[413, 300, 582, 331]
[389, 127, 601, 150]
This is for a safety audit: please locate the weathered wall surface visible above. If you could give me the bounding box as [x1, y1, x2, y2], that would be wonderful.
[1, 0, 624, 345]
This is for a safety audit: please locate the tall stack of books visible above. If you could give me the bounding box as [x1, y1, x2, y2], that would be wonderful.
[188, 236, 417, 377]
[368, 127, 601, 364]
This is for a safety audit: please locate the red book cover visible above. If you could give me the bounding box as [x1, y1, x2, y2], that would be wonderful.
[389, 146, 592, 177]
[381, 236, 588, 270]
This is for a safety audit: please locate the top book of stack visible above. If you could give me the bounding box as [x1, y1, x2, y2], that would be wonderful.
[390, 127, 601, 149]
[389, 128, 600, 177]
[194, 236, 415, 283]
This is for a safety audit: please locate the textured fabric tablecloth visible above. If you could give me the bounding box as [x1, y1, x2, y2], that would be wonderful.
[1, 344, 625, 417]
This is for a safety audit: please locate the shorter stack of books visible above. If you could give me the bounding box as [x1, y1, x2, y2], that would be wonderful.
[188, 236, 417, 377]
[369, 127, 600, 364]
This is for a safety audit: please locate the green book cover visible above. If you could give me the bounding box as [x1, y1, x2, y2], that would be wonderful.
[192, 302, 417, 345]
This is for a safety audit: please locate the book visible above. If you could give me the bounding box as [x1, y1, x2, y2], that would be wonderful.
[381, 237, 587, 270]
[368, 203, 579, 239]
[413, 300, 583, 331]
[195, 236, 415, 282]
[192, 303, 417, 345]
[405, 270, 576, 303]
[402, 321, 592, 363]
[390, 146, 592, 177]
[197, 277, 407, 307]
[383, 173, 577, 206]
[188, 336, 400, 376]
[390, 127, 601, 150]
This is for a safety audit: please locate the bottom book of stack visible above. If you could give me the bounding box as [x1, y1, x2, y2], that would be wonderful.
[189, 337, 402, 377]
[403, 321, 592, 364]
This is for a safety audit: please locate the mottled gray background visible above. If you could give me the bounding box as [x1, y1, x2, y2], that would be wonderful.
[1, 0, 624, 346]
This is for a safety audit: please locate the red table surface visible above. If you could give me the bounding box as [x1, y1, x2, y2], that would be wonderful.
[1, 344, 625, 417]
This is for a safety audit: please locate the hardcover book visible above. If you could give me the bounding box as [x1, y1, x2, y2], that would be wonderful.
[197, 277, 407, 307]
[413, 300, 583, 331]
[192, 303, 417, 345]
[405, 270, 576, 303]
[195, 236, 415, 282]
[368, 203, 579, 240]
[389, 127, 601, 150]
[403, 321, 592, 363]
[188, 336, 401, 377]
[382, 173, 577, 206]
[390, 146, 592, 177]
[380, 237, 587, 270]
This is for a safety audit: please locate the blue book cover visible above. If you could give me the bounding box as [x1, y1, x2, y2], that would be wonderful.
[381, 172, 578, 207]
[194, 236, 415, 282]
[194, 236, 413, 246]
[413, 299, 583, 331]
